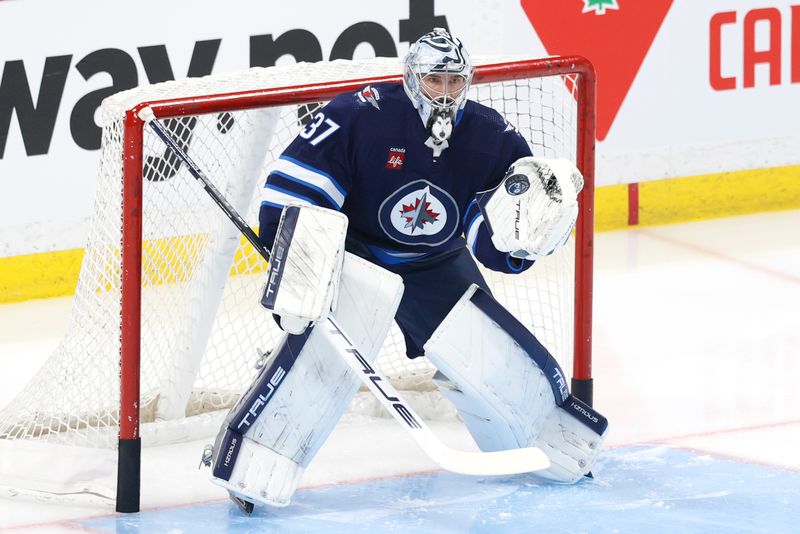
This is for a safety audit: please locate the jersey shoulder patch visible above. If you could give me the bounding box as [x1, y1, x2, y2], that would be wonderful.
[354, 85, 383, 110]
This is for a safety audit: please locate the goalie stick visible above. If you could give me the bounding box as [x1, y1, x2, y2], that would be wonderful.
[140, 107, 550, 477]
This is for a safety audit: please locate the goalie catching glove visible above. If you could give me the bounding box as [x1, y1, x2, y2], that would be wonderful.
[478, 157, 584, 260]
[260, 204, 347, 334]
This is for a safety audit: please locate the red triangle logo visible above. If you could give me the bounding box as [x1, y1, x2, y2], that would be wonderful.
[521, 0, 673, 140]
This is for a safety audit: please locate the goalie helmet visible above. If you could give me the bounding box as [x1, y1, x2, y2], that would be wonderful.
[403, 28, 474, 143]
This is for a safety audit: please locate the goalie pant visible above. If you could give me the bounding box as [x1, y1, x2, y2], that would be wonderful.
[345, 236, 498, 359]
[208, 252, 404, 507]
[424, 284, 609, 483]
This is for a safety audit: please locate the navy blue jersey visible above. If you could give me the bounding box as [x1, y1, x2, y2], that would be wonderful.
[259, 82, 533, 273]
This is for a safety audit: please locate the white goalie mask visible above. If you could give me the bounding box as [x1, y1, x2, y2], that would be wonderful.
[403, 28, 474, 143]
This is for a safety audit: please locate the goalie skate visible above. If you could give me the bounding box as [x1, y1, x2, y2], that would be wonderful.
[229, 494, 255, 515]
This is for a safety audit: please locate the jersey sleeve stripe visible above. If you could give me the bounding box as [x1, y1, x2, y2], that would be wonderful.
[462, 199, 478, 226]
[261, 184, 315, 209]
[260, 200, 289, 210]
[465, 212, 483, 254]
[504, 254, 526, 273]
[279, 156, 346, 195]
[270, 170, 342, 210]
[273, 156, 347, 202]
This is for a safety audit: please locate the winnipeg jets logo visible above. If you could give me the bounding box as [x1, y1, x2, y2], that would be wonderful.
[399, 189, 440, 232]
[582, 0, 619, 15]
[378, 180, 458, 246]
[356, 85, 381, 109]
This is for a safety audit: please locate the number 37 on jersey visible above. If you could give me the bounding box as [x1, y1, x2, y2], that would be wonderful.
[300, 113, 340, 146]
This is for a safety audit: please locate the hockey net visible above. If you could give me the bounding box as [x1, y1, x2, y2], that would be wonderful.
[0, 56, 594, 500]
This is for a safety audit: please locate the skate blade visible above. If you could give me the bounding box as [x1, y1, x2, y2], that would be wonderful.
[229, 493, 254, 515]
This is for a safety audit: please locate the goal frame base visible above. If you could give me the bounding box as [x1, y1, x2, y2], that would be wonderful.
[116, 438, 141, 513]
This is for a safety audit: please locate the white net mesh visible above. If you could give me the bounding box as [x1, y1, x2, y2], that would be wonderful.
[0, 57, 581, 494]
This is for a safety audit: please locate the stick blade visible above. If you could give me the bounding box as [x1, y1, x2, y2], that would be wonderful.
[435, 446, 550, 476]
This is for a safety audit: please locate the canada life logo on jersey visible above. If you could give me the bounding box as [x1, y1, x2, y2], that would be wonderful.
[520, 0, 674, 140]
[378, 180, 459, 246]
[386, 147, 406, 169]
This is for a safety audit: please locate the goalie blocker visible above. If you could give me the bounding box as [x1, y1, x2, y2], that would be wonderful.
[425, 284, 608, 483]
[260, 203, 347, 334]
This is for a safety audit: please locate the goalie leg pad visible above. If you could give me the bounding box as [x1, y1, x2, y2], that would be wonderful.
[532, 394, 608, 483]
[210, 252, 403, 507]
[211, 427, 304, 508]
[424, 284, 608, 483]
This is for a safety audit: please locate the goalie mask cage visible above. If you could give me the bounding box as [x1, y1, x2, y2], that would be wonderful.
[0, 56, 595, 512]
